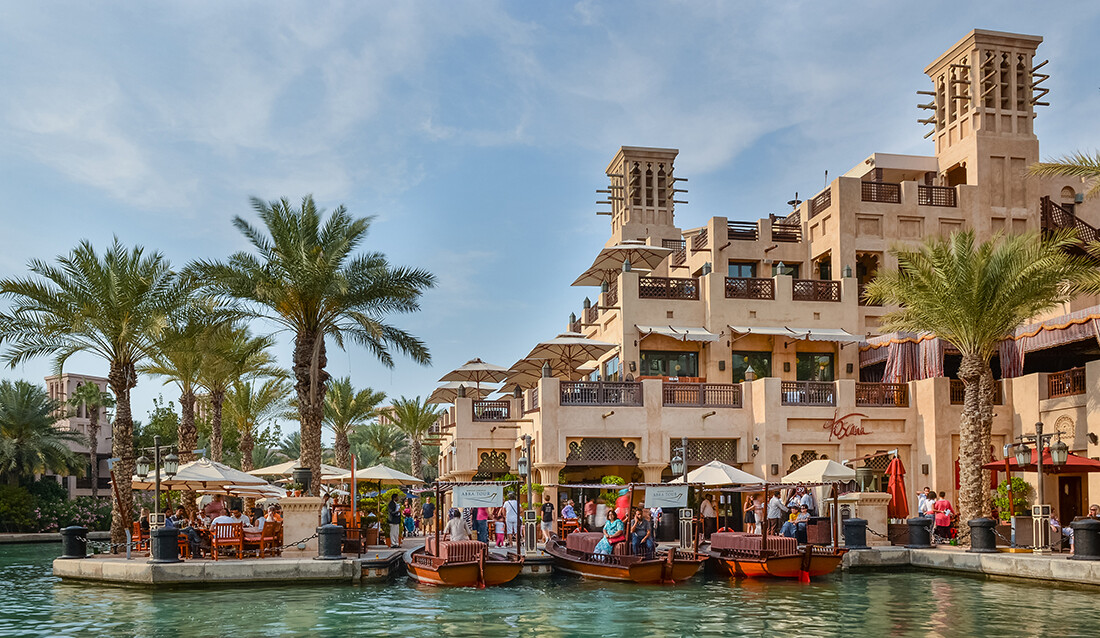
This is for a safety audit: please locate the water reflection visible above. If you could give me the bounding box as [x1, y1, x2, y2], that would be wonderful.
[0, 545, 1093, 637]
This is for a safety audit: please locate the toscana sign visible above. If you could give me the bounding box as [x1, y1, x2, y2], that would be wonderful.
[823, 410, 870, 440]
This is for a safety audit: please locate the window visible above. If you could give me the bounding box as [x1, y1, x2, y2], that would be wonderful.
[640, 351, 698, 378]
[603, 356, 621, 382]
[731, 351, 771, 382]
[796, 353, 834, 381]
[728, 262, 757, 278]
[772, 262, 800, 278]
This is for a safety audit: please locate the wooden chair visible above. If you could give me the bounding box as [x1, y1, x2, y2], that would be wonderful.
[132, 522, 149, 551]
[177, 532, 191, 558]
[212, 522, 244, 560]
[254, 521, 282, 558]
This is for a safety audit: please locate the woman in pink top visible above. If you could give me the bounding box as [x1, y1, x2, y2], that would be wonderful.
[475, 507, 490, 543]
[933, 491, 954, 540]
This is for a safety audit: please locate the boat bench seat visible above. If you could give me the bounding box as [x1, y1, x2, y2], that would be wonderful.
[425, 538, 486, 562]
[564, 531, 629, 555]
[710, 532, 797, 555]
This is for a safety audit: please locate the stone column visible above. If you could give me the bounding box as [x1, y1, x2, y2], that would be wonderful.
[535, 463, 566, 508]
[280, 496, 324, 554]
[638, 463, 669, 484]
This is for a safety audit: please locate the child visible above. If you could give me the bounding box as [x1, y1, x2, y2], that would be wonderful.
[494, 513, 506, 547]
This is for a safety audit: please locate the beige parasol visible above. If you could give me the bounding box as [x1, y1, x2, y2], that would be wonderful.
[669, 460, 765, 486]
[523, 332, 616, 373]
[571, 240, 674, 287]
[132, 457, 270, 491]
[247, 459, 348, 478]
[439, 358, 511, 388]
[323, 463, 424, 486]
[427, 381, 496, 404]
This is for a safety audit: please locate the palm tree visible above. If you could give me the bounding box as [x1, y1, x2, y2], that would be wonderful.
[324, 377, 385, 469]
[66, 381, 114, 498]
[225, 378, 291, 471]
[0, 239, 193, 546]
[198, 325, 282, 463]
[351, 422, 408, 470]
[865, 229, 1094, 543]
[138, 317, 211, 465]
[278, 431, 302, 461]
[387, 397, 442, 480]
[251, 444, 286, 470]
[191, 195, 435, 489]
[0, 380, 83, 485]
[1029, 151, 1100, 199]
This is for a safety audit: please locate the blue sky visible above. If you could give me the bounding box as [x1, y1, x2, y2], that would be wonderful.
[1, 2, 1098, 436]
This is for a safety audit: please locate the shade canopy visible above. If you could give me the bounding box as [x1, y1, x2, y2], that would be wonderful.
[668, 460, 765, 486]
[325, 463, 424, 485]
[524, 333, 616, 373]
[438, 358, 511, 386]
[133, 458, 270, 490]
[729, 325, 862, 343]
[885, 457, 909, 519]
[427, 381, 496, 404]
[571, 240, 673, 287]
[781, 459, 856, 483]
[247, 459, 348, 478]
[200, 483, 288, 499]
[982, 450, 1100, 474]
[638, 325, 720, 343]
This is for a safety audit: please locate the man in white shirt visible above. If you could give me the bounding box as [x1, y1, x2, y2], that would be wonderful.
[767, 494, 789, 534]
[699, 494, 717, 538]
[504, 493, 520, 543]
[799, 489, 816, 517]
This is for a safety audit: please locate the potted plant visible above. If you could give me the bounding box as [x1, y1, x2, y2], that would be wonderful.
[993, 478, 1032, 521]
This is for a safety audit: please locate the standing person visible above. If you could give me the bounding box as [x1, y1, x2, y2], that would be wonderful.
[386, 493, 402, 547]
[504, 492, 520, 545]
[743, 495, 757, 534]
[800, 488, 816, 517]
[203, 494, 227, 521]
[767, 493, 789, 535]
[700, 494, 717, 539]
[320, 494, 333, 526]
[421, 497, 435, 534]
[494, 512, 506, 547]
[933, 491, 955, 540]
[917, 487, 932, 515]
[584, 499, 597, 531]
[475, 506, 490, 544]
[540, 494, 555, 542]
[404, 500, 416, 537]
[922, 492, 938, 519]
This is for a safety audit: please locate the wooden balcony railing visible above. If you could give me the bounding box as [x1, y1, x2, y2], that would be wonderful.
[725, 277, 775, 300]
[662, 238, 686, 250]
[584, 305, 598, 324]
[949, 379, 1004, 405]
[692, 228, 709, 250]
[663, 383, 742, 407]
[568, 318, 581, 333]
[855, 383, 909, 407]
[858, 283, 881, 306]
[1041, 196, 1100, 244]
[792, 279, 840, 302]
[1048, 367, 1086, 399]
[606, 278, 618, 307]
[918, 185, 957, 207]
[527, 387, 539, 412]
[772, 223, 802, 243]
[639, 276, 699, 300]
[472, 400, 510, 421]
[861, 181, 901, 204]
[781, 381, 836, 406]
[810, 189, 831, 218]
[560, 382, 643, 406]
[727, 221, 759, 241]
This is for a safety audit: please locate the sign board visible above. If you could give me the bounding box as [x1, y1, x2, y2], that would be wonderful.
[644, 484, 689, 509]
[453, 484, 504, 508]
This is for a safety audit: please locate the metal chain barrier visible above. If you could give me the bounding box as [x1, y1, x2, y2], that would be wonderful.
[78, 531, 323, 555]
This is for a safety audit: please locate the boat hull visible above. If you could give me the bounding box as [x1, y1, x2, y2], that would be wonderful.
[708, 548, 847, 580]
[545, 539, 666, 583]
[404, 547, 524, 587]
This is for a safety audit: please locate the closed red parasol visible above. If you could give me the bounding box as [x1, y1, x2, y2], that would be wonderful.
[885, 456, 909, 519]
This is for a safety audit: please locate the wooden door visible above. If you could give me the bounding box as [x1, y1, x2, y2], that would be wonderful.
[1059, 476, 1083, 523]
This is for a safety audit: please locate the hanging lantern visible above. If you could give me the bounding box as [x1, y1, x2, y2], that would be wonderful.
[1050, 438, 1069, 466]
[670, 453, 684, 476]
[1014, 443, 1032, 467]
[163, 452, 179, 477]
[135, 454, 151, 477]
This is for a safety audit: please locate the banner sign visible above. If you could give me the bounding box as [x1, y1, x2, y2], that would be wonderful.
[644, 485, 689, 508]
[453, 484, 504, 508]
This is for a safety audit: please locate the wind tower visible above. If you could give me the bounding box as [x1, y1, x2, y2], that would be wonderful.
[599, 146, 685, 247]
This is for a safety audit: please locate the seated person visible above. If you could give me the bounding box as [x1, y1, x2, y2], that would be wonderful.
[167, 506, 202, 554]
[780, 505, 811, 539]
[211, 509, 240, 530]
[630, 509, 655, 558]
[138, 508, 150, 532]
[443, 508, 471, 541]
[1051, 515, 1073, 549]
[594, 510, 625, 556]
[561, 500, 577, 520]
[1089, 504, 1100, 519]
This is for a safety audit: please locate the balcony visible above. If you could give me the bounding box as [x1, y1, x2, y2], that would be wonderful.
[692, 228, 709, 250]
[809, 189, 831, 218]
[1048, 367, 1086, 399]
[855, 382, 909, 407]
[949, 379, 1005, 405]
[771, 223, 802, 243]
[861, 181, 901, 204]
[917, 185, 957, 207]
[663, 383, 742, 407]
[727, 221, 759, 241]
[560, 381, 643, 406]
[584, 305, 598, 324]
[792, 279, 840, 302]
[725, 277, 775, 300]
[639, 276, 699, 300]
[781, 381, 836, 406]
[606, 278, 618, 307]
[1041, 196, 1100, 244]
[472, 400, 511, 422]
[663, 239, 687, 268]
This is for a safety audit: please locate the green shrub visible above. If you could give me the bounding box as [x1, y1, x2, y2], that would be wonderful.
[993, 478, 1032, 521]
[0, 485, 34, 531]
[36, 496, 111, 532]
[600, 475, 626, 508]
[25, 477, 68, 503]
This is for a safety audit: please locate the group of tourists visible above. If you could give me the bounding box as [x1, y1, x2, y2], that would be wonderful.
[916, 487, 956, 540]
[593, 506, 658, 558]
[135, 493, 284, 557]
[755, 487, 817, 538]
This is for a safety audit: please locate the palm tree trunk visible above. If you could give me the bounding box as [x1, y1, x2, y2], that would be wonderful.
[87, 411, 100, 499]
[241, 424, 255, 472]
[178, 390, 198, 515]
[409, 438, 424, 480]
[108, 362, 137, 551]
[210, 389, 225, 463]
[956, 353, 986, 546]
[334, 429, 350, 470]
[294, 330, 328, 495]
[978, 368, 996, 517]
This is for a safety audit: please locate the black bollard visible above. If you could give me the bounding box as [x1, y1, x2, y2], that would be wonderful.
[316, 524, 344, 560]
[906, 517, 933, 548]
[293, 466, 313, 496]
[843, 517, 869, 550]
[60, 526, 88, 559]
[966, 518, 998, 553]
[1070, 518, 1100, 561]
[149, 527, 181, 563]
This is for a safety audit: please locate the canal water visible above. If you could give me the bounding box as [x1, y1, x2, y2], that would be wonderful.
[0, 544, 1094, 637]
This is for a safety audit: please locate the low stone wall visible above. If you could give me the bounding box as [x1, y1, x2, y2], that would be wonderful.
[844, 546, 1100, 587]
[1, 532, 110, 544]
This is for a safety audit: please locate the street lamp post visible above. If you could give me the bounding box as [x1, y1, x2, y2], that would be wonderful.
[517, 434, 533, 553]
[135, 435, 179, 527]
[1011, 421, 1068, 553]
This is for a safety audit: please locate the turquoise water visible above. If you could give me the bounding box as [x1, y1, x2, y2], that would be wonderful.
[0, 544, 1095, 637]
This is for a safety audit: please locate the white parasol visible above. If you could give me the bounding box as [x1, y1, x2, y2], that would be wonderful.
[572, 240, 674, 287]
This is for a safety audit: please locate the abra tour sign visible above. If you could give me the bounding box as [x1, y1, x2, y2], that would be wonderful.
[453, 484, 504, 508]
[644, 485, 689, 509]
[823, 410, 870, 440]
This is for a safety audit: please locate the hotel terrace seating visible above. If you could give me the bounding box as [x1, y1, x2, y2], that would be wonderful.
[212, 522, 245, 560]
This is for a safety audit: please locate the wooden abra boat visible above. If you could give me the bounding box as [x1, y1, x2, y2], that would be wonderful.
[545, 532, 705, 583]
[404, 538, 524, 587]
[706, 532, 847, 580]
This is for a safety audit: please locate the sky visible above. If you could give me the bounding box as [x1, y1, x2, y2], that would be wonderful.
[1, 1, 1098, 438]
